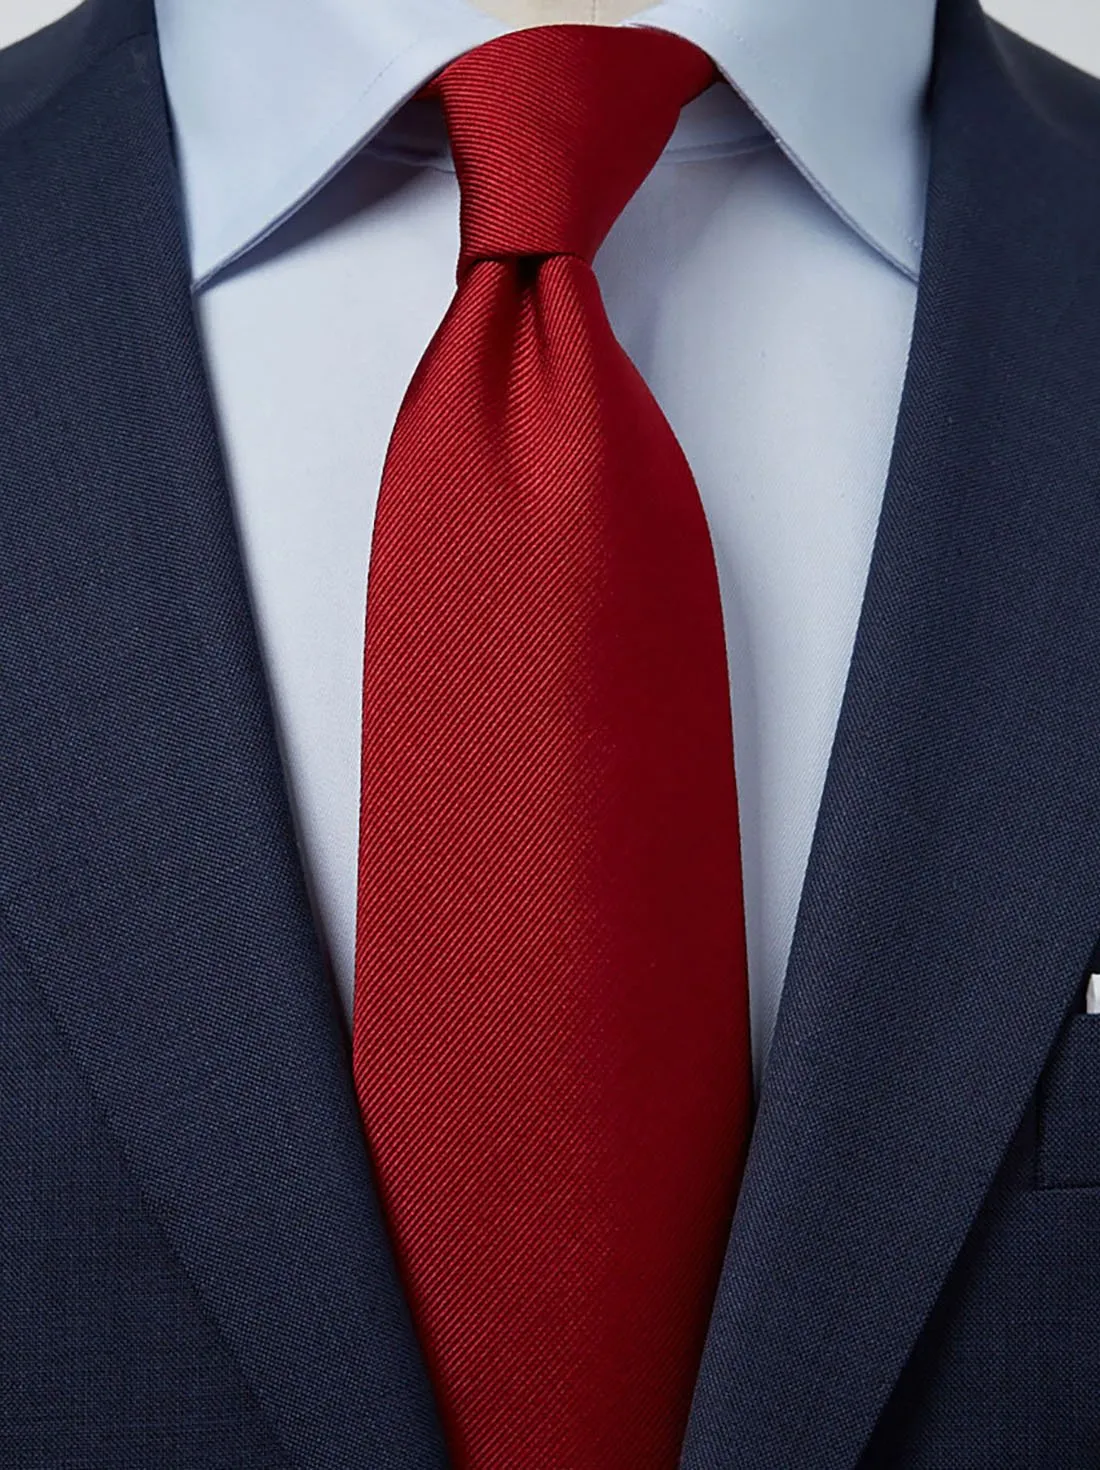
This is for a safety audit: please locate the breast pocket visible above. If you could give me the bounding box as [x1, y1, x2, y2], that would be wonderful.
[1037, 1013, 1100, 1188]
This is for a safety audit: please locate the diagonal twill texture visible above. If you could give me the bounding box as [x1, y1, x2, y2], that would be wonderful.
[353, 26, 751, 1468]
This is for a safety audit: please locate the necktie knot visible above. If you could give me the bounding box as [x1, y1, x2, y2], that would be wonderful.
[434, 26, 717, 277]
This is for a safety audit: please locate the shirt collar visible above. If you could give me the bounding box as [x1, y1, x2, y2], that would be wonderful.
[154, 0, 934, 289]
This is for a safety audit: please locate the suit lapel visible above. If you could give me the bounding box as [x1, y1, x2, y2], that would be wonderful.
[0, 4, 445, 1465]
[684, 4, 1100, 1466]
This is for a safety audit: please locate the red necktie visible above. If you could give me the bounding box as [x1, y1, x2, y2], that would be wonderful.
[353, 25, 751, 1468]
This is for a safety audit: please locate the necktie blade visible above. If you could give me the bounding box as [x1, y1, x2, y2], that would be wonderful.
[353, 27, 749, 1469]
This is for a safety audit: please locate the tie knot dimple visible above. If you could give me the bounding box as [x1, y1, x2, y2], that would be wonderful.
[435, 26, 717, 277]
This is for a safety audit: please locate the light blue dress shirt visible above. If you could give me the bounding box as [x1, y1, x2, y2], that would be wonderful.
[154, 0, 935, 1076]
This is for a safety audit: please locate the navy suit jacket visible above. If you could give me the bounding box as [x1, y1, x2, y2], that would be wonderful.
[4, 0, 1100, 1464]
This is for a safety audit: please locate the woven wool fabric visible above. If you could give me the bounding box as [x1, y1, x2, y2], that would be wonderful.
[352, 25, 752, 1470]
[10, 2, 1100, 1468]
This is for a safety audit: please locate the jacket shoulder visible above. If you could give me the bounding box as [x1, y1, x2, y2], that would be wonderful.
[991, 20, 1100, 153]
[0, 0, 151, 137]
